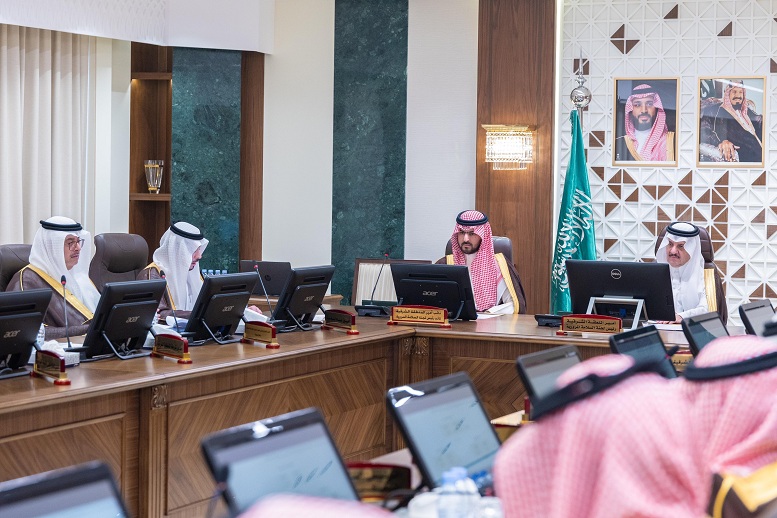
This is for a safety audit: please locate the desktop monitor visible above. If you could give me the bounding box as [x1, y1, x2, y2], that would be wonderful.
[566, 259, 676, 324]
[390, 264, 477, 321]
[738, 300, 775, 336]
[201, 407, 358, 515]
[271, 265, 335, 331]
[183, 272, 258, 344]
[0, 289, 52, 380]
[239, 260, 292, 296]
[609, 325, 677, 379]
[82, 279, 166, 360]
[681, 311, 729, 356]
[515, 345, 582, 401]
[386, 372, 500, 491]
[0, 461, 128, 517]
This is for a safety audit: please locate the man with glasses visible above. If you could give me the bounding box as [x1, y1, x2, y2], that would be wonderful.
[6, 216, 100, 339]
[437, 210, 526, 314]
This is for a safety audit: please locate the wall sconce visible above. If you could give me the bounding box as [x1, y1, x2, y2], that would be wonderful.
[482, 124, 534, 170]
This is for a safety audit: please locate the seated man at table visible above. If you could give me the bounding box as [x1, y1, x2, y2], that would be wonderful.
[6, 216, 100, 339]
[137, 222, 209, 321]
[437, 210, 526, 314]
[655, 221, 708, 323]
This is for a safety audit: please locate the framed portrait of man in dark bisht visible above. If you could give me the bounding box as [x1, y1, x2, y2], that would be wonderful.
[612, 78, 679, 167]
[697, 76, 765, 168]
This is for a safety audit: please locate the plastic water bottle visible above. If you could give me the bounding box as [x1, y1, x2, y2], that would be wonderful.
[437, 467, 479, 517]
[36, 323, 46, 348]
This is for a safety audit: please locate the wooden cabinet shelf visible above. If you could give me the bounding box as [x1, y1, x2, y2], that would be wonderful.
[129, 193, 172, 202]
[131, 72, 173, 81]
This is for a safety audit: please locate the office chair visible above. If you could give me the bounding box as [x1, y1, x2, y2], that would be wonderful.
[89, 233, 150, 293]
[0, 244, 31, 291]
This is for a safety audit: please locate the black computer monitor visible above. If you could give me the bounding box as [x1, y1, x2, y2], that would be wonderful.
[82, 279, 166, 360]
[738, 300, 775, 336]
[271, 265, 335, 331]
[681, 311, 729, 356]
[201, 407, 358, 515]
[0, 289, 52, 380]
[390, 264, 477, 321]
[515, 345, 582, 402]
[386, 372, 501, 490]
[0, 461, 128, 517]
[609, 325, 677, 379]
[566, 259, 676, 324]
[183, 272, 258, 344]
[239, 260, 292, 296]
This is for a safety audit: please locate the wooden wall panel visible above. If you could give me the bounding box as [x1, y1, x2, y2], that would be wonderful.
[477, 0, 556, 313]
[239, 52, 265, 261]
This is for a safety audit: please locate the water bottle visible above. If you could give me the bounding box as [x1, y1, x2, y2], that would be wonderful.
[437, 467, 479, 518]
[36, 323, 46, 348]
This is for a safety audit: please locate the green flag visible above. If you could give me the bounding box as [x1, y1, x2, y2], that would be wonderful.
[550, 110, 597, 314]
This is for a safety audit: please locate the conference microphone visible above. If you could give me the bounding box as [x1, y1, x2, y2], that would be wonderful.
[355, 252, 391, 317]
[61, 275, 72, 350]
[159, 270, 180, 332]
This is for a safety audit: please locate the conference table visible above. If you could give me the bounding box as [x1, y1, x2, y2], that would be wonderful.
[0, 312, 698, 517]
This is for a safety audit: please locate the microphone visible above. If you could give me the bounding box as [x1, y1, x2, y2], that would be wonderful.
[159, 270, 180, 332]
[253, 263, 275, 318]
[61, 275, 72, 350]
[356, 252, 391, 317]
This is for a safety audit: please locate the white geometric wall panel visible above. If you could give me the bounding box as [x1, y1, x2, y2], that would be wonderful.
[560, 0, 777, 323]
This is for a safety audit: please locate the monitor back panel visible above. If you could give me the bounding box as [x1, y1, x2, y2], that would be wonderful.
[515, 345, 582, 401]
[681, 311, 729, 356]
[386, 372, 501, 489]
[201, 407, 358, 514]
[609, 325, 677, 379]
[239, 260, 292, 296]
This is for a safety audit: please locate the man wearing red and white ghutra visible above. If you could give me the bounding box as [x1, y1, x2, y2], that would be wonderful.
[437, 210, 526, 314]
[615, 83, 675, 162]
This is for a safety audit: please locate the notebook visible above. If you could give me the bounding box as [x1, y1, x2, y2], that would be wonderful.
[386, 372, 501, 491]
[515, 345, 582, 401]
[609, 325, 677, 379]
[681, 311, 729, 356]
[0, 461, 128, 517]
[201, 407, 358, 515]
[239, 260, 292, 296]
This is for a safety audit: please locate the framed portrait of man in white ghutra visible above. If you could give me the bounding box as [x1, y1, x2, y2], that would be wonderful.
[697, 77, 765, 168]
[612, 78, 679, 167]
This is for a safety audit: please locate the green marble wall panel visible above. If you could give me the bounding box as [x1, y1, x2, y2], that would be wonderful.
[171, 47, 241, 274]
[332, 0, 408, 304]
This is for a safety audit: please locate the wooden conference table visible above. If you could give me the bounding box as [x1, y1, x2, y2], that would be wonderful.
[0, 313, 695, 517]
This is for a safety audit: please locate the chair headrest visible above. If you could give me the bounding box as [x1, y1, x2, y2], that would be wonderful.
[0, 244, 31, 292]
[655, 225, 714, 265]
[89, 234, 149, 292]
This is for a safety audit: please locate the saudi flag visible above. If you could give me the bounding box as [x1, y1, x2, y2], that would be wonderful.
[550, 110, 597, 314]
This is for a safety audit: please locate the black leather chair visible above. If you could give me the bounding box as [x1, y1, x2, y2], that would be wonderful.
[0, 244, 31, 291]
[89, 233, 149, 293]
[654, 225, 727, 324]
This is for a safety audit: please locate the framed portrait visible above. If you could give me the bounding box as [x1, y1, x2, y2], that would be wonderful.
[612, 78, 679, 167]
[697, 76, 765, 168]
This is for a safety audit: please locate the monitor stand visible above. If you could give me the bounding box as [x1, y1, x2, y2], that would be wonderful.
[586, 296, 647, 331]
[198, 319, 241, 345]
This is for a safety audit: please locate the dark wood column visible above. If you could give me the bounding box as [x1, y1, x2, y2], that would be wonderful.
[477, 0, 556, 313]
[239, 51, 265, 260]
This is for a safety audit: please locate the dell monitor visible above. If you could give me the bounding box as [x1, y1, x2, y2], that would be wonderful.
[609, 325, 677, 379]
[239, 260, 292, 296]
[738, 300, 775, 336]
[271, 265, 335, 332]
[82, 279, 166, 360]
[183, 272, 258, 344]
[566, 259, 676, 327]
[0, 289, 52, 380]
[390, 263, 477, 321]
[201, 407, 358, 515]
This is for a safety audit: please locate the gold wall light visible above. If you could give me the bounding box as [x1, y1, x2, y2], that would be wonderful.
[482, 124, 534, 170]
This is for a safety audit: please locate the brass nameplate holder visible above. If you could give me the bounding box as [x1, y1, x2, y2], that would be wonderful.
[152, 334, 192, 364]
[561, 314, 622, 334]
[32, 350, 70, 385]
[322, 309, 359, 335]
[387, 305, 451, 329]
[241, 321, 280, 349]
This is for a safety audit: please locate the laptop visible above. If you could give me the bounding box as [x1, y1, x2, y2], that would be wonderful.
[239, 260, 292, 296]
[739, 300, 775, 336]
[681, 311, 729, 356]
[386, 372, 500, 492]
[609, 325, 677, 379]
[0, 461, 128, 517]
[515, 345, 582, 402]
[201, 407, 358, 515]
